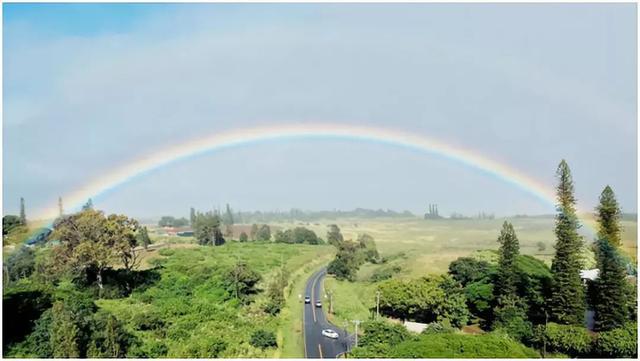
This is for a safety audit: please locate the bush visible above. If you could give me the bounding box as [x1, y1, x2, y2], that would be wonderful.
[369, 265, 401, 282]
[378, 333, 539, 358]
[533, 323, 593, 357]
[359, 320, 412, 347]
[249, 330, 277, 349]
[239, 232, 248, 242]
[492, 295, 532, 343]
[594, 323, 637, 358]
[421, 322, 456, 334]
[3, 286, 52, 349]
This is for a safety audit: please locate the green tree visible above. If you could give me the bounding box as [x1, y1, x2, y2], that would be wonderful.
[82, 198, 93, 211]
[50, 302, 80, 358]
[138, 226, 151, 250]
[214, 227, 225, 246]
[193, 212, 221, 246]
[58, 197, 64, 217]
[239, 232, 248, 243]
[19, 197, 26, 225]
[357, 233, 379, 262]
[50, 209, 140, 289]
[3, 215, 22, 235]
[190, 207, 196, 226]
[6, 246, 36, 282]
[87, 312, 134, 358]
[255, 224, 271, 242]
[495, 221, 520, 300]
[327, 224, 343, 246]
[223, 203, 234, 226]
[448, 257, 494, 286]
[549, 160, 585, 325]
[250, 224, 259, 240]
[593, 238, 628, 331]
[595, 186, 622, 247]
[225, 261, 262, 302]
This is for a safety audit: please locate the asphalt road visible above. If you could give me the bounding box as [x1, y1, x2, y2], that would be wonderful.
[303, 268, 350, 358]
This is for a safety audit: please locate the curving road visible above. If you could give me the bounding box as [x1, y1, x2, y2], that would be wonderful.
[303, 268, 350, 358]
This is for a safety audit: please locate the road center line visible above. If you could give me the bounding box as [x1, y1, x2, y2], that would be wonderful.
[318, 343, 323, 359]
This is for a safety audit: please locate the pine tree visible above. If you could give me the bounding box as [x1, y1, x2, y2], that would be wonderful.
[496, 221, 520, 300]
[224, 203, 234, 226]
[19, 197, 26, 225]
[190, 207, 196, 226]
[82, 198, 94, 211]
[549, 160, 586, 325]
[596, 186, 622, 248]
[139, 226, 151, 250]
[58, 197, 64, 217]
[593, 238, 628, 331]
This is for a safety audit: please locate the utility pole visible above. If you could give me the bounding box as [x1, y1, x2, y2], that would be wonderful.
[352, 320, 361, 348]
[376, 290, 381, 320]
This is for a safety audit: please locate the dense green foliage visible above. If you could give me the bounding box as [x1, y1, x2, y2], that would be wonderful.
[255, 224, 271, 242]
[496, 221, 519, 299]
[596, 186, 622, 247]
[193, 211, 223, 246]
[138, 226, 151, 249]
[593, 323, 637, 358]
[376, 275, 469, 327]
[448, 257, 493, 286]
[326, 224, 343, 246]
[327, 234, 379, 281]
[249, 330, 277, 349]
[533, 322, 592, 357]
[593, 238, 629, 331]
[549, 160, 586, 325]
[3, 215, 23, 235]
[351, 330, 539, 358]
[239, 232, 249, 242]
[6, 246, 36, 282]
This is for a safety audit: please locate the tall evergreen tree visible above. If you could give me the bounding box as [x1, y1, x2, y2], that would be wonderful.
[549, 160, 586, 325]
[58, 197, 64, 217]
[595, 186, 622, 248]
[495, 221, 520, 300]
[19, 197, 26, 225]
[190, 207, 196, 226]
[224, 203, 235, 226]
[593, 238, 628, 331]
[138, 226, 151, 250]
[82, 198, 94, 211]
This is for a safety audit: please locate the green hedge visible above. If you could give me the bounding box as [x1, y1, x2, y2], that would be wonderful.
[594, 323, 637, 358]
[533, 323, 592, 357]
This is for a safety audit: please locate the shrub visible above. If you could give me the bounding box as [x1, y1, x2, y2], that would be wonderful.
[369, 265, 401, 282]
[249, 330, 277, 349]
[533, 323, 593, 357]
[384, 333, 539, 358]
[594, 323, 637, 358]
[239, 232, 248, 242]
[3, 286, 53, 348]
[359, 320, 412, 347]
[421, 322, 456, 334]
[159, 248, 175, 257]
[492, 295, 532, 343]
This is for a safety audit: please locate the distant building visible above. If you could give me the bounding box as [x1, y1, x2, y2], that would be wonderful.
[580, 269, 600, 282]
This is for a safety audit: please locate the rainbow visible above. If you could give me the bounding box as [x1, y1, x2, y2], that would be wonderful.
[32, 123, 594, 236]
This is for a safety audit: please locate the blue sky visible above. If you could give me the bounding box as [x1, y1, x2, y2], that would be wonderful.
[3, 3, 637, 219]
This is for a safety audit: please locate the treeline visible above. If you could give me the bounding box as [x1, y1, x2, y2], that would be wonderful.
[237, 208, 415, 223]
[352, 160, 637, 358]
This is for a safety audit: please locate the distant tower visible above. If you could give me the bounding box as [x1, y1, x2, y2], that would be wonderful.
[58, 197, 64, 217]
[19, 197, 26, 225]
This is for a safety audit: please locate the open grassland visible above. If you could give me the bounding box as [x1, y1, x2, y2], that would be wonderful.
[274, 216, 637, 277]
[96, 242, 334, 358]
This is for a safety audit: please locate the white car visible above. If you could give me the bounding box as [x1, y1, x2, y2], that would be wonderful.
[315, 301, 322, 308]
[322, 329, 339, 339]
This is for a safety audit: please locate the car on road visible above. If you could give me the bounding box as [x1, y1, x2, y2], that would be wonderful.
[322, 329, 339, 339]
[315, 301, 322, 308]
[304, 296, 311, 304]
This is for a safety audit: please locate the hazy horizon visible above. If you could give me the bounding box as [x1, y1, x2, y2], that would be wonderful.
[3, 3, 637, 218]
